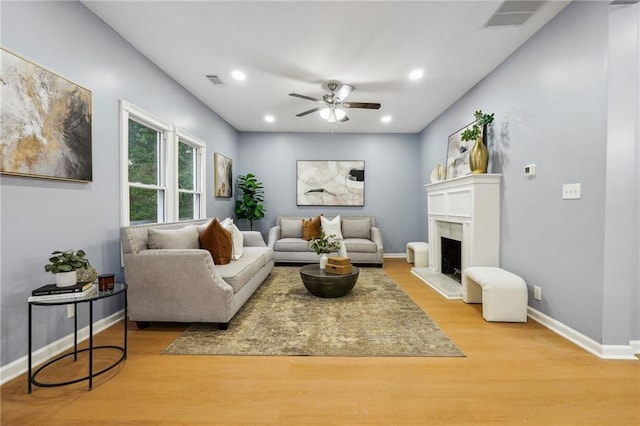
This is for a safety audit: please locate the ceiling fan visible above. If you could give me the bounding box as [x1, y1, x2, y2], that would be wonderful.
[289, 80, 381, 123]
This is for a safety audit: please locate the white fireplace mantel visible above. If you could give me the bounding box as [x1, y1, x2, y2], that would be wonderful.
[424, 174, 501, 273]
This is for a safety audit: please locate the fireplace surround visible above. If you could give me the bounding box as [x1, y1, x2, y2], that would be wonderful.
[425, 174, 502, 277]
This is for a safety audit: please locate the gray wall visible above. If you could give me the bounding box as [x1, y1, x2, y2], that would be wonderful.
[0, 1, 238, 366]
[237, 132, 421, 254]
[419, 1, 639, 345]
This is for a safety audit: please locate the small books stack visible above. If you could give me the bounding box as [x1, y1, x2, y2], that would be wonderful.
[326, 256, 353, 275]
[29, 282, 96, 302]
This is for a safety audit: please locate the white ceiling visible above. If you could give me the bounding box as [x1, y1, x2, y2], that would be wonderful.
[83, 1, 570, 134]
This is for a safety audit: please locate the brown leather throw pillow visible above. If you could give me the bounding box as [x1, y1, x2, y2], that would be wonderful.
[302, 215, 322, 241]
[199, 218, 233, 265]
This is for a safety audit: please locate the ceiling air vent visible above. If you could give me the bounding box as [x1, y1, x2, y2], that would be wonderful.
[484, 0, 545, 27]
[206, 75, 225, 85]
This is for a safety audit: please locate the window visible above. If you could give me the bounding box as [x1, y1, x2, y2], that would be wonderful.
[176, 132, 205, 221]
[120, 101, 206, 225]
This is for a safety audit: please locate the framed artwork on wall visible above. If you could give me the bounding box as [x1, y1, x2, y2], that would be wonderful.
[446, 121, 482, 180]
[0, 48, 93, 182]
[296, 160, 365, 206]
[214, 152, 232, 197]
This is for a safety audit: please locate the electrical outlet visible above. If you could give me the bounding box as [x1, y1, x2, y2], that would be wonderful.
[562, 183, 581, 200]
[67, 305, 75, 318]
[534, 286, 542, 301]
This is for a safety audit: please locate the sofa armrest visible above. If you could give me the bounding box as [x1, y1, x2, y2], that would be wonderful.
[242, 231, 267, 247]
[371, 226, 384, 251]
[124, 249, 234, 321]
[267, 225, 281, 249]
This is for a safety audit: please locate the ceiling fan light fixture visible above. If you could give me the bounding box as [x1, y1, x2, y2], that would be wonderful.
[335, 108, 346, 121]
[319, 107, 330, 120]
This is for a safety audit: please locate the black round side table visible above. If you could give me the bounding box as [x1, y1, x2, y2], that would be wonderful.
[28, 283, 128, 392]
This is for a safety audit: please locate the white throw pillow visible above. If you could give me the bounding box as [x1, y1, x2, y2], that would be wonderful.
[221, 218, 243, 260]
[320, 215, 343, 240]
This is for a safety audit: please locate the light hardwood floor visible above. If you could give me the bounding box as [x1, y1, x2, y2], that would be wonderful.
[2, 259, 638, 425]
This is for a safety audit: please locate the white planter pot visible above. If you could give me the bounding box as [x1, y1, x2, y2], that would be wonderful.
[56, 271, 77, 287]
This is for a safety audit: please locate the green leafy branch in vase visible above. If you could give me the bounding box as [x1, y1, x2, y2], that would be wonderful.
[310, 231, 341, 254]
[460, 110, 494, 143]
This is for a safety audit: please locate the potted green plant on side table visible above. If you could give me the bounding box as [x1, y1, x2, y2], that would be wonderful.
[44, 249, 91, 287]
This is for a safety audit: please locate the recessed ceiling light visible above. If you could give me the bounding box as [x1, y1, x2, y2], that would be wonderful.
[231, 70, 246, 81]
[381, 115, 392, 123]
[264, 114, 275, 123]
[409, 69, 424, 80]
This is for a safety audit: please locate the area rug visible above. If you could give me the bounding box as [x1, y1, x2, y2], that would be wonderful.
[163, 267, 464, 357]
[411, 267, 463, 300]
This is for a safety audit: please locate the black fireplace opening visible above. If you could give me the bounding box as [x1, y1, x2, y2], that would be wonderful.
[441, 237, 462, 283]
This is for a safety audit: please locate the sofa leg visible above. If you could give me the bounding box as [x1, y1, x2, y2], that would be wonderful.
[218, 322, 229, 330]
[136, 321, 150, 329]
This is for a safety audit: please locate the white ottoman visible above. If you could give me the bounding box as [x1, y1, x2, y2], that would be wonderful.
[406, 242, 429, 267]
[462, 266, 528, 323]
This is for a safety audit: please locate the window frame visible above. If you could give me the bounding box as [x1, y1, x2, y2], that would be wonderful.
[120, 101, 206, 226]
[174, 130, 206, 221]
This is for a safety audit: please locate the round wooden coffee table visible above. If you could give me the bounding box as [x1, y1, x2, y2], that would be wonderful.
[299, 264, 360, 298]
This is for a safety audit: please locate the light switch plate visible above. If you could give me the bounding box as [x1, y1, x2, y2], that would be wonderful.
[562, 183, 581, 200]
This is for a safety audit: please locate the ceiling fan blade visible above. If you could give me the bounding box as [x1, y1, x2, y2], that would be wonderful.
[335, 84, 354, 101]
[296, 107, 321, 117]
[342, 102, 381, 110]
[289, 93, 321, 102]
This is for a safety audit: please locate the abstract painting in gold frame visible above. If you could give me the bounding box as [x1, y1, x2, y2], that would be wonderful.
[0, 48, 92, 182]
[214, 152, 232, 198]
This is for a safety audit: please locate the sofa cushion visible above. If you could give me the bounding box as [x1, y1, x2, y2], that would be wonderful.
[302, 215, 322, 241]
[321, 215, 343, 240]
[280, 217, 303, 238]
[148, 226, 200, 250]
[221, 218, 244, 260]
[344, 238, 378, 253]
[216, 247, 273, 293]
[341, 217, 372, 239]
[199, 218, 233, 265]
[274, 238, 312, 252]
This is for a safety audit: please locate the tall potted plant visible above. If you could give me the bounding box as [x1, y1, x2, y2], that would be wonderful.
[44, 249, 91, 287]
[235, 173, 265, 231]
[461, 110, 494, 174]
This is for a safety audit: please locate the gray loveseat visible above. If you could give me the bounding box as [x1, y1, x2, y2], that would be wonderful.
[267, 215, 383, 266]
[120, 218, 274, 329]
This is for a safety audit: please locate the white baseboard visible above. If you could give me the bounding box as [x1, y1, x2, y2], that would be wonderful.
[0, 309, 125, 386]
[384, 253, 407, 259]
[631, 340, 640, 354]
[527, 307, 637, 360]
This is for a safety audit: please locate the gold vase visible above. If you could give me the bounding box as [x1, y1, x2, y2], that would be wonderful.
[469, 135, 488, 174]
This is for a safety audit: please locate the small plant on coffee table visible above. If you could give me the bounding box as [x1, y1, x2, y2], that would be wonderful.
[310, 231, 341, 254]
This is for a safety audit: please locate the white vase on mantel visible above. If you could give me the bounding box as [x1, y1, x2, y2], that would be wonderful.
[56, 270, 77, 287]
[319, 253, 328, 270]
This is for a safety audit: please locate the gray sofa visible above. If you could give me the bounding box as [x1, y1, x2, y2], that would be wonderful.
[267, 215, 383, 266]
[120, 218, 274, 329]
